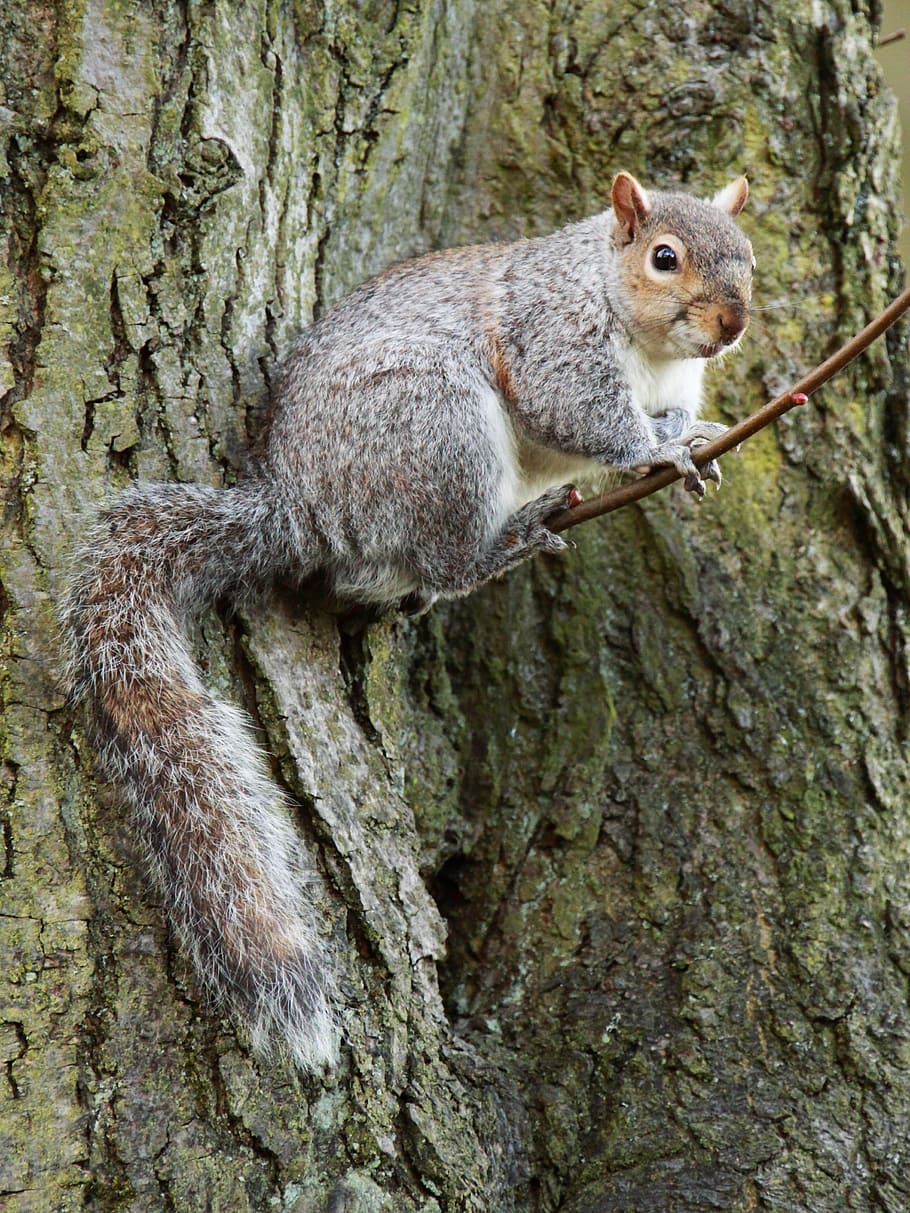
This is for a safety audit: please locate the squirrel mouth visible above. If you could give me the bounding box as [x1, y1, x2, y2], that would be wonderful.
[697, 341, 726, 358]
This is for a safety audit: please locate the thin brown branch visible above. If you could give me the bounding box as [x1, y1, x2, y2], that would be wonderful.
[878, 28, 906, 47]
[547, 285, 910, 534]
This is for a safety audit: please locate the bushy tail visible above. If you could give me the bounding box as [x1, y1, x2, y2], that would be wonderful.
[61, 481, 339, 1070]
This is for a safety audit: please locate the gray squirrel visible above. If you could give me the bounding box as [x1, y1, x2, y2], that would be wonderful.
[61, 172, 753, 1071]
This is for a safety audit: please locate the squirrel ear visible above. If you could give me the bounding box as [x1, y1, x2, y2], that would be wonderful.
[611, 172, 652, 243]
[711, 175, 749, 216]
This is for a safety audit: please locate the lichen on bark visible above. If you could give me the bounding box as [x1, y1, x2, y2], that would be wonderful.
[1, 1, 908, 1211]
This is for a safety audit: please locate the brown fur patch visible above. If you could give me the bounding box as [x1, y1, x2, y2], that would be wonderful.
[99, 677, 206, 742]
[489, 331, 518, 404]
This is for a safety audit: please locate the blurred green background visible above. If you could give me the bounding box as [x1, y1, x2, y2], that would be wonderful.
[880, 1, 909, 262]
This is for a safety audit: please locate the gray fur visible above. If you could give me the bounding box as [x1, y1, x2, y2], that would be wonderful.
[61, 179, 753, 1069]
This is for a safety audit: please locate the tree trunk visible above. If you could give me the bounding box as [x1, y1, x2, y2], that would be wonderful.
[2, 2, 907, 1210]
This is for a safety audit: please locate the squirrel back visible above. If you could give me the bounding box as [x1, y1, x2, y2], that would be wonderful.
[62, 173, 752, 1068]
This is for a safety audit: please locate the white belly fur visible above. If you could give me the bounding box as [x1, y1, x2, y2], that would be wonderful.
[482, 386, 601, 521]
[514, 439, 602, 504]
[623, 348, 705, 417]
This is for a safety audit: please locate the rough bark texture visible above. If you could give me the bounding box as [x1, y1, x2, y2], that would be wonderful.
[1, 2, 908, 1211]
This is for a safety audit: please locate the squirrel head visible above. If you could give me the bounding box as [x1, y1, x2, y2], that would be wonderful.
[609, 171, 754, 361]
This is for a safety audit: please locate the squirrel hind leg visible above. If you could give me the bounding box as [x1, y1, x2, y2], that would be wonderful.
[414, 482, 577, 600]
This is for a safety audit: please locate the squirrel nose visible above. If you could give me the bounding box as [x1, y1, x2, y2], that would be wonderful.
[714, 301, 749, 346]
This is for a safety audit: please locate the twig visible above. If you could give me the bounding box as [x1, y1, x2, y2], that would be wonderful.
[547, 285, 910, 534]
[878, 29, 906, 47]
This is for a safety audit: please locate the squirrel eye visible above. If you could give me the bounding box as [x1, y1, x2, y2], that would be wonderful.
[652, 244, 678, 272]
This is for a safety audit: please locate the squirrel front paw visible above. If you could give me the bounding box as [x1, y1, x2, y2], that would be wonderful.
[680, 422, 726, 492]
[680, 420, 728, 444]
[645, 424, 726, 496]
[684, 437, 721, 492]
[650, 408, 692, 443]
[643, 441, 708, 495]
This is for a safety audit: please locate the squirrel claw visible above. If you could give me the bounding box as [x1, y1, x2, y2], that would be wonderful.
[685, 436, 721, 490]
[702, 458, 722, 488]
[541, 530, 571, 553]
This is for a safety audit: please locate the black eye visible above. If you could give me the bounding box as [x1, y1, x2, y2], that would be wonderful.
[652, 244, 678, 272]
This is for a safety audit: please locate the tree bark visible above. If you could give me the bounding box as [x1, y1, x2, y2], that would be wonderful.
[1, 2, 907, 1211]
